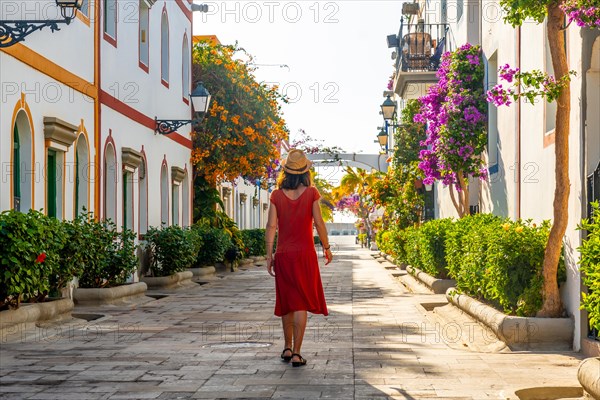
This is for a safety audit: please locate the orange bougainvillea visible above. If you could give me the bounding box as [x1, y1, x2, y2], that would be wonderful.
[191, 41, 288, 185]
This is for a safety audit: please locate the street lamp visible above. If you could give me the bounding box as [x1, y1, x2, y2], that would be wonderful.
[380, 95, 397, 121]
[377, 128, 389, 152]
[0, 0, 83, 48]
[155, 83, 212, 135]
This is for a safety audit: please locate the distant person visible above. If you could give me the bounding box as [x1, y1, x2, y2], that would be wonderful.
[265, 149, 332, 367]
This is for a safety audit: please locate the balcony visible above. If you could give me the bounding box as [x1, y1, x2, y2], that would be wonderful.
[390, 19, 451, 98]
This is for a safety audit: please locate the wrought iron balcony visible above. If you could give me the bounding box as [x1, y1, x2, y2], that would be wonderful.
[390, 18, 452, 98]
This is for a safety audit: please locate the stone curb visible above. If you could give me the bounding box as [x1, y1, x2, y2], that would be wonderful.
[578, 357, 600, 399]
[73, 282, 149, 306]
[141, 271, 195, 289]
[381, 252, 407, 270]
[406, 265, 456, 294]
[189, 266, 216, 277]
[446, 288, 573, 351]
[0, 298, 74, 333]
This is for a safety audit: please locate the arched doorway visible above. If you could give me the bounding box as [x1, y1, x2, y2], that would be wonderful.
[13, 111, 33, 212]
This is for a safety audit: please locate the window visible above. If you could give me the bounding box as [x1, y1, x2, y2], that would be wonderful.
[182, 36, 190, 102]
[182, 172, 189, 227]
[161, 10, 169, 85]
[13, 125, 20, 211]
[75, 134, 89, 217]
[487, 52, 498, 166]
[544, 30, 557, 136]
[139, 158, 148, 234]
[104, 143, 117, 223]
[160, 164, 169, 225]
[80, 0, 90, 18]
[123, 172, 134, 230]
[457, 0, 464, 22]
[139, 0, 150, 69]
[172, 184, 180, 226]
[104, 0, 117, 39]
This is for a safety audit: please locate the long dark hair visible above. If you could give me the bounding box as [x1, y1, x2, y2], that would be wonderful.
[277, 170, 312, 190]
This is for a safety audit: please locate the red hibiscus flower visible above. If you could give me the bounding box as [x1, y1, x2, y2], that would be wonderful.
[36, 253, 47, 263]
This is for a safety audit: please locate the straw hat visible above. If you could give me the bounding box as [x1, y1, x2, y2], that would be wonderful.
[282, 149, 312, 175]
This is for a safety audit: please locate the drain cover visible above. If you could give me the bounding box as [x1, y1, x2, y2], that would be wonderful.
[202, 342, 272, 349]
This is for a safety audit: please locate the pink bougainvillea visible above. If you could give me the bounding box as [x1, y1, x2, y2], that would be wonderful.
[414, 43, 488, 191]
[560, 0, 600, 28]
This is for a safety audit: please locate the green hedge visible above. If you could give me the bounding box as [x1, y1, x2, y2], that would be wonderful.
[145, 225, 202, 276]
[579, 202, 600, 332]
[240, 229, 266, 257]
[0, 210, 139, 308]
[193, 223, 231, 266]
[384, 214, 566, 316]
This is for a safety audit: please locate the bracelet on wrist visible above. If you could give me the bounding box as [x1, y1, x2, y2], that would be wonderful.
[323, 245, 330, 250]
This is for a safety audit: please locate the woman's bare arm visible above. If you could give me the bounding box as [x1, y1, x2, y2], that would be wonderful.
[265, 203, 278, 276]
[312, 197, 333, 265]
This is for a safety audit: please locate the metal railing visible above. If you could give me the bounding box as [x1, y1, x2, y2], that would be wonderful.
[395, 19, 451, 73]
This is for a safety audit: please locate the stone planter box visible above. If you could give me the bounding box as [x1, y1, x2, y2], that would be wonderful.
[406, 265, 456, 294]
[447, 289, 573, 351]
[582, 337, 600, 357]
[73, 282, 150, 306]
[0, 298, 73, 340]
[578, 357, 600, 399]
[141, 271, 194, 289]
[240, 258, 254, 266]
[251, 256, 266, 262]
[189, 266, 216, 277]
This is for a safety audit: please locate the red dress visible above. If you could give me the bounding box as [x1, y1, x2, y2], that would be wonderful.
[270, 186, 328, 317]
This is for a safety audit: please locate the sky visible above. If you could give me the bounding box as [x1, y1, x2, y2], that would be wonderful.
[192, 1, 406, 222]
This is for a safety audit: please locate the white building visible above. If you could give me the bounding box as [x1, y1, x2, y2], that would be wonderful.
[1, 0, 194, 230]
[219, 179, 270, 230]
[388, 0, 600, 353]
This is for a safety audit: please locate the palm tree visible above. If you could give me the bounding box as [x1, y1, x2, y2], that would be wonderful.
[334, 167, 382, 241]
[313, 175, 335, 222]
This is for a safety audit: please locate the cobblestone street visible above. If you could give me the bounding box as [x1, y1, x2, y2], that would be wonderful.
[0, 237, 583, 399]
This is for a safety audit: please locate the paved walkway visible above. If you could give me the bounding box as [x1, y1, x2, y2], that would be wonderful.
[0, 237, 583, 399]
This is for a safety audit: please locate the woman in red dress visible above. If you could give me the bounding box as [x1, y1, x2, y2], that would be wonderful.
[265, 149, 333, 367]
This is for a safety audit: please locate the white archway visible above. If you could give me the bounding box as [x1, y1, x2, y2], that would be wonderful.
[306, 153, 389, 172]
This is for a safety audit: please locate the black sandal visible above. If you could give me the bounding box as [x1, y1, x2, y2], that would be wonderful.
[291, 353, 307, 367]
[280, 348, 292, 362]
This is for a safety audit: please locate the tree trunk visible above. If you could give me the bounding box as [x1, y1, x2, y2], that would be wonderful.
[537, 4, 570, 317]
[448, 172, 469, 218]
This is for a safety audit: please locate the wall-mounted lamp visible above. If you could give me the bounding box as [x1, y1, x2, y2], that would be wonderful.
[380, 95, 397, 121]
[0, 0, 83, 48]
[155, 83, 211, 135]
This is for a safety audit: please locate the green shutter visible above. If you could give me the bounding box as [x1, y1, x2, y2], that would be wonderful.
[123, 172, 128, 228]
[47, 151, 57, 218]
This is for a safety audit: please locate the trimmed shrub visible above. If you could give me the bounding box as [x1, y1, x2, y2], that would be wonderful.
[145, 225, 202, 276]
[240, 229, 266, 257]
[413, 218, 454, 278]
[193, 223, 231, 266]
[78, 219, 138, 288]
[578, 202, 600, 331]
[0, 210, 66, 309]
